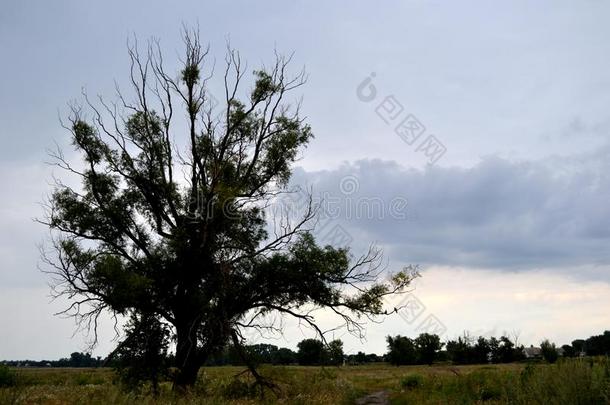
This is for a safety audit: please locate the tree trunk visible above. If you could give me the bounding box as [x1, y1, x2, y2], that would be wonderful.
[173, 323, 201, 390]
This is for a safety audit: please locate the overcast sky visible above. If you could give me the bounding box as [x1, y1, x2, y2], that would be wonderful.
[1, 1, 610, 359]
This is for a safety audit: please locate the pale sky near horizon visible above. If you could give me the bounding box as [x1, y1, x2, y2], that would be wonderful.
[1, 1, 610, 360]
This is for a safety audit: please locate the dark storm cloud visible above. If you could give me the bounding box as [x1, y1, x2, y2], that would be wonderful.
[290, 153, 610, 278]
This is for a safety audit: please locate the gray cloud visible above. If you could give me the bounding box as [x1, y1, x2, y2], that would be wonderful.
[290, 153, 610, 279]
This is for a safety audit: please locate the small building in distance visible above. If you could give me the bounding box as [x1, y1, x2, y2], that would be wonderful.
[523, 345, 542, 359]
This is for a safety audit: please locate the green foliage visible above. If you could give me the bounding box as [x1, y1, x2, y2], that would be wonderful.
[114, 312, 171, 394]
[251, 70, 280, 102]
[495, 336, 516, 363]
[353, 351, 368, 364]
[74, 372, 99, 386]
[516, 357, 610, 404]
[241, 344, 280, 366]
[561, 344, 576, 357]
[64, 352, 102, 368]
[326, 340, 345, 366]
[274, 347, 298, 365]
[572, 339, 586, 354]
[473, 336, 491, 364]
[390, 358, 610, 404]
[221, 377, 256, 399]
[294, 339, 344, 366]
[297, 339, 325, 366]
[540, 339, 559, 364]
[414, 333, 444, 365]
[446, 335, 471, 364]
[0, 365, 17, 388]
[400, 373, 423, 389]
[585, 331, 610, 356]
[386, 335, 417, 365]
[446, 334, 495, 365]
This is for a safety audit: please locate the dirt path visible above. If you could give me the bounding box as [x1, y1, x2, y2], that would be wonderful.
[354, 390, 390, 405]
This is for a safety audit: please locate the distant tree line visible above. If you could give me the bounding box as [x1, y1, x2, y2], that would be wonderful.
[561, 330, 610, 357]
[1, 339, 355, 369]
[204, 343, 298, 366]
[5, 330, 608, 369]
[345, 351, 384, 365]
[444, 335, 525, 365]
[205, 339, 348, 366]
[205, 339, 386, 366]
[386, 333, 446, 365]
[387, 330, 610, 366]
[1, 352, 104, 368]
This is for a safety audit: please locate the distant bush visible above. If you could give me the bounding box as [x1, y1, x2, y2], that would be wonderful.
[0, 364, 17, 387]
[222, 378, 256, 399]
[400, 373, 423, 389]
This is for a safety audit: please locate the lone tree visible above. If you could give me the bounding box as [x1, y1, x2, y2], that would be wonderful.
[41, 29, 416, 389]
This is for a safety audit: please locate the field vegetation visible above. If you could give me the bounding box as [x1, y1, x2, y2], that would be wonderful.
[1, 357, 609, 404]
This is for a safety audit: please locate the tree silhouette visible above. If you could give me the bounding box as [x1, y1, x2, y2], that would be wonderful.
[386, 335, 417, 365]
[40, 28, 416, 390]
[540, 339, 558, 364]
[114, 312, 170, 394]
[295, 338, 344, 366]
[326, 339, 345, 366]
[414, 333, 443, 365]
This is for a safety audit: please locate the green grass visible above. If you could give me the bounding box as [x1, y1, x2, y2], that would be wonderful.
[0, 358, 609, 404]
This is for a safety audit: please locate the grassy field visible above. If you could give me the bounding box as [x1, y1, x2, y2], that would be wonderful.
[1, 358, 609, 404]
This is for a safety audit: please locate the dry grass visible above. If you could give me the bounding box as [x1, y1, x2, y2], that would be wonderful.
[0, 359, 608, 404]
